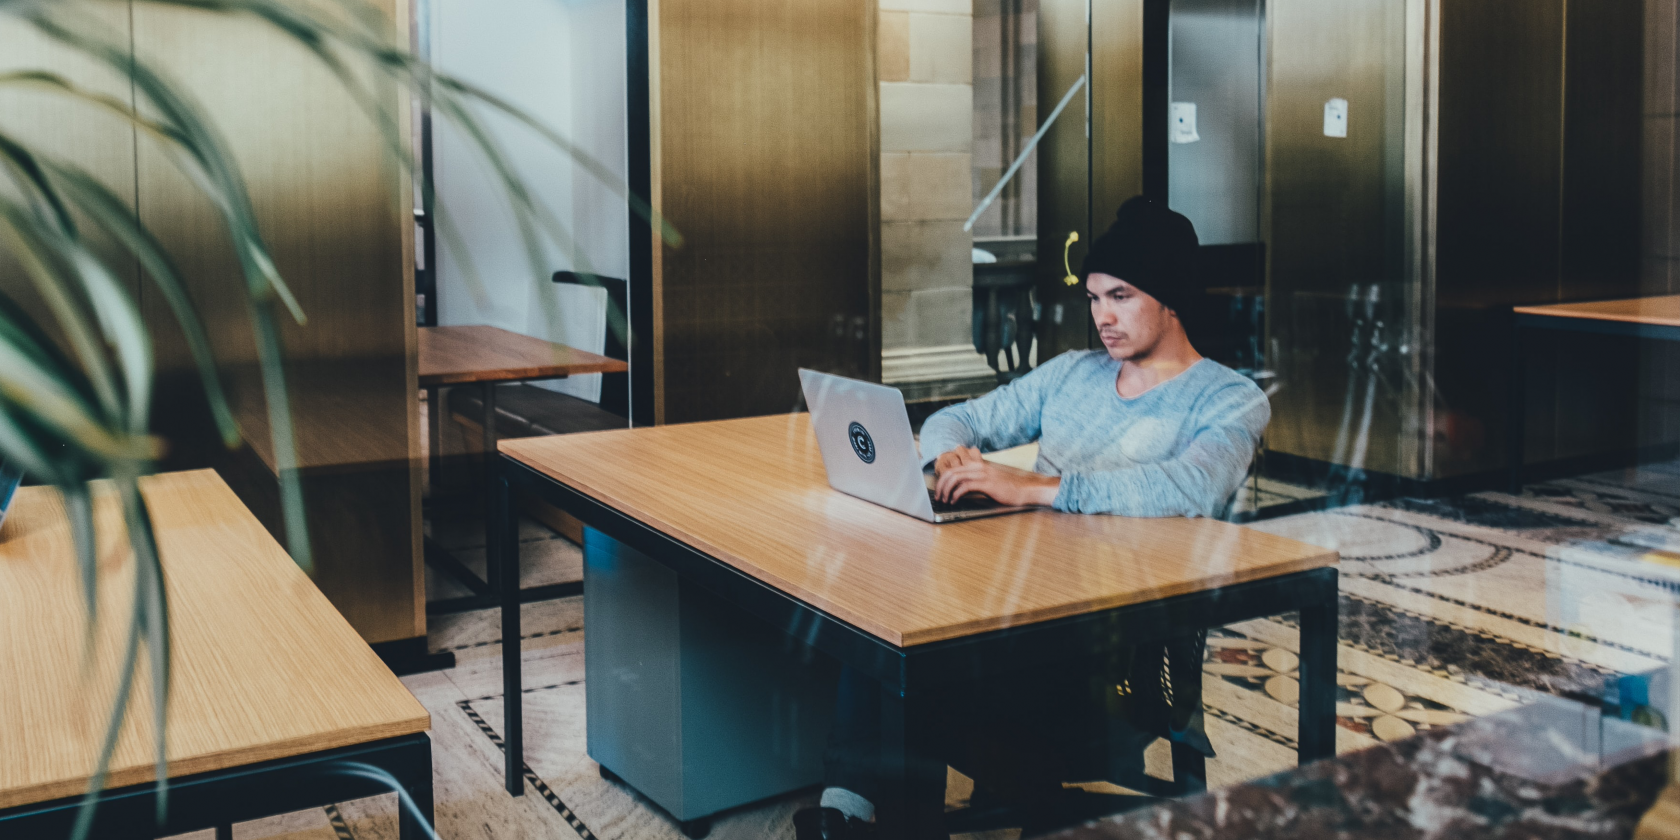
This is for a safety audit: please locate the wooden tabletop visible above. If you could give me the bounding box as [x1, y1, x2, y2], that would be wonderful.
[0, 470, 429, 809]
[418, 325, 628, 387]
[501, 415, 1338, 647]
[1514, 294, 1680, 328]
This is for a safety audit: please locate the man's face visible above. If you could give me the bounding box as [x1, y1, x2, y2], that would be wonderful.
[1087, 272, 1174, 361]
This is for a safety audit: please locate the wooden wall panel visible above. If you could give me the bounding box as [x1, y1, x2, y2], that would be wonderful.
[1262, 0, 1416, 477]
[652, 0, 875, 423]
[0, 6, 140, 352]
[130, 2, 422, 642]
[1035, 0, 1096, 358]
[1433, 0, 1645, 478]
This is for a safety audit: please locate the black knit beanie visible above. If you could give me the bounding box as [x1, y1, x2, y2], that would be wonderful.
[1079, 196, 1200, 315]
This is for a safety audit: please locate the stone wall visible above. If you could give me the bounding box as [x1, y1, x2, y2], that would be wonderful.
[878, 0, 984, 376]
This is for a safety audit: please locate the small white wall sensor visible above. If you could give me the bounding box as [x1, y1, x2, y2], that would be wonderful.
[1170, 102, 1200, 144]
[1323, 98, 1348, 138]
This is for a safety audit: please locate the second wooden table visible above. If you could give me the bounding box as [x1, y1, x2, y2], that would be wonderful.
[419, 325, 628, 607]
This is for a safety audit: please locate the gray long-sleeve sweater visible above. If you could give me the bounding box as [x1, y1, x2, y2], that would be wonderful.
[917, 350, 1269, 517]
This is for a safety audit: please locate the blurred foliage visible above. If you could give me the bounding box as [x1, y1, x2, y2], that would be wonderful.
[0, 0, 673, 836]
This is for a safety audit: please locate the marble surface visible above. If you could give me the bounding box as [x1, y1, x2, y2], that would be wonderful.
[1047, 697, 1670, 840]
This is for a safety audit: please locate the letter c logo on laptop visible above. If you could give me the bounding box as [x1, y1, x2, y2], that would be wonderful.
[848, 421, 876, 464]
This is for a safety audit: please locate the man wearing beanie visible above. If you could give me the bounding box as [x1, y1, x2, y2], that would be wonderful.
[793, 196, 1270, 840]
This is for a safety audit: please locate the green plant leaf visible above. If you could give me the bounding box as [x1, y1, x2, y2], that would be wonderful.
[40, 157, 241, 447]
[61, 484, 100, 656]
[68, 548, 144, 840]
[118, 474, 171, 825]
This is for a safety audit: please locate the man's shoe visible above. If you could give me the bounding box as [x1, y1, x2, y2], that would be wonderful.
[793, 806, 876, 840]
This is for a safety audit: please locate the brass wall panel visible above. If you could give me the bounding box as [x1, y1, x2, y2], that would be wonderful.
[1432, 0, 1644, 478]
[1036, 0, 1095, 357]
[1263, 0, 1417, 477]
[0, 6, 140, 347]
[652, 0, 875, 423]
[1035, 0, 1142, 359]
[130, 2, 422, 642]
[1091, 0, 1146, 252]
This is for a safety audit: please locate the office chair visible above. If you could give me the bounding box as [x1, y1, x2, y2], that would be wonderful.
[940, 629, 1211, 836]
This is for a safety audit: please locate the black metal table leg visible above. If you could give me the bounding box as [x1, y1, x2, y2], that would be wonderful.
[496, 466, 524, 796]
[875, 678, 945, 840]
[215, 824, 233, 840]
[1296, 576, 1339, 763]
[425, 386, 442, 499]
[483, 382, 502, 595]
[399, 740, 437, 840]
[1507, 315, 1526, 494]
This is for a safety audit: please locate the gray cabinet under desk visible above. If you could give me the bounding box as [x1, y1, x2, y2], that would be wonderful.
[583, 527, 839, 823]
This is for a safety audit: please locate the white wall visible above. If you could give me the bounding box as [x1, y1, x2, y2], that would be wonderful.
[432, 0, 629, 402]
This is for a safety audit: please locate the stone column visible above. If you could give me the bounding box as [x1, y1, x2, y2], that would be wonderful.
[878, 0, 994, 385]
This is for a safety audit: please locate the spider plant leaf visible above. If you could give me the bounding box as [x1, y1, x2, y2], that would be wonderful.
[43, 159, 240, 447]
[0, 202, 123, 422]
[61, 483, 99, 651]
[324, 761, 439, 840]
[119, 474, 171, 824]
[68, 556, 143, 840]
[0, 190, 153, 435]
[62, 243, 153, 434]
[249, 304, 311, 571]
[0, 326, 153, 460]
[0, 70, 188, 148]
[0, 392, 59, 483]
[0, 126, 76, 235]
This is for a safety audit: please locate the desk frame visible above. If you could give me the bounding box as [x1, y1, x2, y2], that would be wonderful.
[1506, 310, 1680, 493]
[497, 457, 1339, 838]
[0, 734, 433, 840]
[425, 377, 568, 614]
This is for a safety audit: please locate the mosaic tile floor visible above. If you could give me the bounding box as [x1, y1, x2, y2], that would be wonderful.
[161, 462, 1680, 840]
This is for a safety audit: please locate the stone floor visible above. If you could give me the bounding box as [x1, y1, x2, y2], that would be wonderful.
[160, 460, 1680, 840]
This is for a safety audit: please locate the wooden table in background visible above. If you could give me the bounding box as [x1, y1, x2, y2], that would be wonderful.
[493, 414, 1341, 838]
[1508, 295, 1680, 492]
[418, 325, 629, 607]
[0, 470, 432, 839]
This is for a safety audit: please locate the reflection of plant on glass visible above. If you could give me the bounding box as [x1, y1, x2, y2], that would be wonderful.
[0, 1, 675, 836]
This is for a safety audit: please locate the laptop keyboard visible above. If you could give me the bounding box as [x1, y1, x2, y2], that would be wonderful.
[928, 490, 1002, 515]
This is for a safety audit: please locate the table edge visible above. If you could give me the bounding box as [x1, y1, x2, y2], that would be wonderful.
[1513, 302, 1680, 328]
[418, 359, 629, 387]
[0, 713, 431, 812]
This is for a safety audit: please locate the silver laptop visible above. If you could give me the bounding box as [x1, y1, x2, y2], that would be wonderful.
[798, 369, 1038, 523]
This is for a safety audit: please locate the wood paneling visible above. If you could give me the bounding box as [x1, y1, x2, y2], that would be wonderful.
[501, 414, 1338, 647]
[127, 2, 423, 642]
[1262, 0, 1415, 476]
[1433, 0, 1646, 477]
[651, 0, 875, 423]
[0, 471, 428, 809]
[0, 6, 140, 356]
[1036, 0, 1097, 358]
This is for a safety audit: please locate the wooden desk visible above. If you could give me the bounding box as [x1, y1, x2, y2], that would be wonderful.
[1507, 296, 1680, 491]
[419, 325, 629, 608]
[418, 324, 628, 387]
[0, 471, 432, 839]
[495, 415, 1340, 837]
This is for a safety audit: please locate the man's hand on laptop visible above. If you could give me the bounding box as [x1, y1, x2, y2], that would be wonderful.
[933, 446, 1060, 507]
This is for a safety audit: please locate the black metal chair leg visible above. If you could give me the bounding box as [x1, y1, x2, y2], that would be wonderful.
[1170, 741, 1207, 795]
